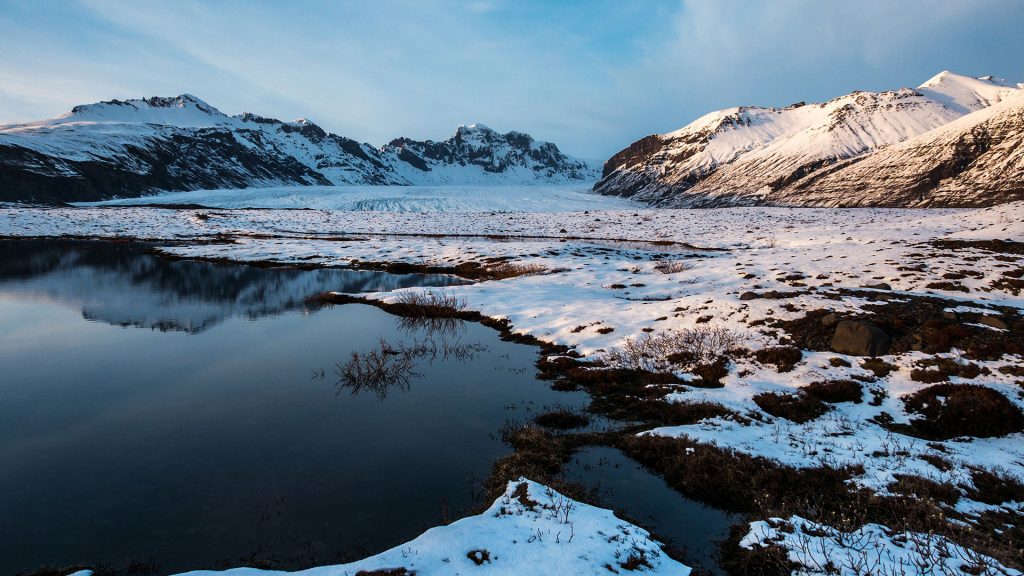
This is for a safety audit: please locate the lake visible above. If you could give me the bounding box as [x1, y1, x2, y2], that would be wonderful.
[0, 240, 732, 574]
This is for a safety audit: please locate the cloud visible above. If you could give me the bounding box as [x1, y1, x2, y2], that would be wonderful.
[599, 0, 1024, 152]
[1, 0, 1021, 159]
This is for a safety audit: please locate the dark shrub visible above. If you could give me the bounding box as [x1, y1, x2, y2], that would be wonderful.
[754, 392, 829, 423]
[720, 538, 794, 576]
[902, 384, 1024, 440]
[801, 380, 863, 404]
[861, 358, 896, 377]
[910, 357, 988, 383]
[691, 355, 730, 387]
[754, 346, 804, 372]
[909, 367, 947, 383]
[968, 468, 1024, 505]
[534, 409, 590, 430]
[617, 434, 858, 513]
[888, 474, 960, 505]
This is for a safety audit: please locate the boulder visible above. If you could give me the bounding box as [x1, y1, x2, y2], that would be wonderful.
[831, 320, 891, 357]
[739, 291, 759, 301]
[978, 315, 1009, 331]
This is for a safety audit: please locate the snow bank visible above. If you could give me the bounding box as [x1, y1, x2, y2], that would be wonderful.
[176, 479, 690, 576]
[80, 184, 636, 212]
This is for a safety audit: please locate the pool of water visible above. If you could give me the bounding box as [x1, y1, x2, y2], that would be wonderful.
[0, 241, 586, 573]
[560, 446, 738, 574]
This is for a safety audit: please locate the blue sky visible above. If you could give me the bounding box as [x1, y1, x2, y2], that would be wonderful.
[1, 0, 1022, 159]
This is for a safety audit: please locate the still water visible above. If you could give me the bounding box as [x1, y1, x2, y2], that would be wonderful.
[0, 241, 583, 572]
[0, 240, 734, 574]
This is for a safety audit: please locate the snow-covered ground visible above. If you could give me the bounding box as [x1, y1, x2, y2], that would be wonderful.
[78, 184, 637, 212]
[741, 516, 1021, 576]
[4, 200, 1023, 573]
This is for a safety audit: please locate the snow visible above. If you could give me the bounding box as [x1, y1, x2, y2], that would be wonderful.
[175, 479, 691, 576]
[917, 71, 1021, 115]
[742, 516, 1021, 575]
[0, 94, 230, 131]
[80, 184, 636, 212]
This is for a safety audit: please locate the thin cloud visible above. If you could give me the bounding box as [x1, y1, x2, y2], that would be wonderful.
[1, 0, 1020, 159]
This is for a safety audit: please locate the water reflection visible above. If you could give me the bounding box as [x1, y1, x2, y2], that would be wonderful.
[0, 240, 466, 333]
[333, 335, 487, 400]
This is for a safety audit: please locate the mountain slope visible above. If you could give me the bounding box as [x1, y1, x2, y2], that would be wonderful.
[595, 72, 1023, 207]
[0, 95, 596, 204]
[774, 91, 1024, 207]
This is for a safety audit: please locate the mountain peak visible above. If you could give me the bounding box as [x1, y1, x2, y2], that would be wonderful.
[456, 123, 493, 136]
[918, 70, 1012, 90]
[917, 70, 1019, 114]
[918, 70, 956, 87]
[61, 94, 228, 128]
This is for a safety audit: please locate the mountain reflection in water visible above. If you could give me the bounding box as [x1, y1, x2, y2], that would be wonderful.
[0, 240, 466, 333]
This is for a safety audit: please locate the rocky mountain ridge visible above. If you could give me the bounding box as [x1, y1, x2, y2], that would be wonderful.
[0, 95, 596, 204]
[595, 71, 1024, 207]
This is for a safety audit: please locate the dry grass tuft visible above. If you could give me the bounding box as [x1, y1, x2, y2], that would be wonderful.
[393, 290, 467, 316]
[654, 260, 695, 274]
[486, 262, 548, 279]
[607, 326, 739, 374]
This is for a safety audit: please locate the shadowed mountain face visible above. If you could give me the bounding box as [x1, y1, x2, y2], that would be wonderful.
[0, 95, 597, 204]
[0, 240, 465, 332]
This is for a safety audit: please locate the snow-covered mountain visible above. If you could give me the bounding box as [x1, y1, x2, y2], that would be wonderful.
[0, 95, 597, 204]
[595, 71, 1024, 207]
[382, 123, 595, 184]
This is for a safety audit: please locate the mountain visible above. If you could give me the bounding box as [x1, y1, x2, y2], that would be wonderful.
[595, 71, 1024, 207]
[0, 95, 597, 204]
[774, 90, 1024, 207]
[382, 123, 596, 184]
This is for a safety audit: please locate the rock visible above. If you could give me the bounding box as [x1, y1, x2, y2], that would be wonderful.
[831, 320, 891, 357]
[942, 311, 958, 320]
[739, 291, 759, 301]
[978, 315, 1010, 330]
[864, 282, 892, 291]
[821, 313, 839, 327]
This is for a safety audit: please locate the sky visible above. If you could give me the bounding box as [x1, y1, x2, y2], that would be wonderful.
[1, 0, 1022, 159]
